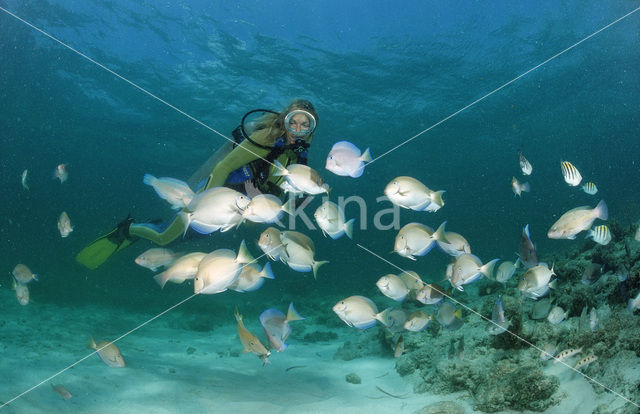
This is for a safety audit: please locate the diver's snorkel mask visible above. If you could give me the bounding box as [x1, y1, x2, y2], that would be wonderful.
[284, 109, 316, 138]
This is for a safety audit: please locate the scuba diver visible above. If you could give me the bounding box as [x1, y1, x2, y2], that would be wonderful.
[76, 99, 318, 269]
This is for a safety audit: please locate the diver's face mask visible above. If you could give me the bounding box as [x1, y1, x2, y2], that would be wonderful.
[284, 110, 316, 138]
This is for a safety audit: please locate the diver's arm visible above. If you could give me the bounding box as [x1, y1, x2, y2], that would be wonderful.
[206, 140, 271, 189]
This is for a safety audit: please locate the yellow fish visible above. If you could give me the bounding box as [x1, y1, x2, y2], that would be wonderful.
[88, 336, 125, 368]
[235, 307, 270, 366]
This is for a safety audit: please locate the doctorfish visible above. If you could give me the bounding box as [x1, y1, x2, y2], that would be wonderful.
[384, 176, 445, 212]
[143, 174, 195, 210]
[449, 253, 498, 291]
[519, 224, 538, 268]
[325, 140, 372, 178]
[153, 252, 206, 289]
[258, 227, 288, 261]
[273, 160, 330, 195]
[394, 222, 449, 260]
[332, 295, 390, 330]
[259, 302, 305, 352]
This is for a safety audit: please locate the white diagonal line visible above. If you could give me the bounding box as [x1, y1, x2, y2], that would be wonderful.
[367, 6, 640, 166]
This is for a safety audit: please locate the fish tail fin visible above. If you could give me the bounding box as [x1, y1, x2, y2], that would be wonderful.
[312, 260, 329, 279]
[548, 279, 558, 290]
[272, 161, 287, 177]
[281, 199, 295, 216]
[361, 147, 372, 162]
[88, 335, 96, 350]
[454, 309, 462, 319]
[344, 218, 355, 239]
[32, 274, 39, 282]
[514, 257, 521, 268]
[236, 240, 254, 264]
[433, 221, 449, 244]
[142, 174, 156, 186]
[153, 271, 169, 289]
[481, 259, 499, 279]
[376, 307, 393, 326]
[521, 182, 531, 192]
[286, 302, 305, 322]
[259, 262, 275, 280]
[595, 200, 608, 220]
[234, 306, 242, 323]
[430, 190, 446, 207]
[179, 212, 191, 237]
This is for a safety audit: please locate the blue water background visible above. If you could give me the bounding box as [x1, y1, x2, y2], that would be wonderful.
[1, 0, 639, 313]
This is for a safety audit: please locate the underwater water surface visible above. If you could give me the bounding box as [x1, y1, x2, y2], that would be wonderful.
[1, 1, 640, 413]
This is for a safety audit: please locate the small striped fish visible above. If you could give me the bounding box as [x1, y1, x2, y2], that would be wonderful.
[572, 354, 598, 376]
[553, 347, 582, 364]
[587, 225, 612, 245]
[518, 151, 532, 175]
[561, 161, 582, 186]
[582, 182, 598, 195]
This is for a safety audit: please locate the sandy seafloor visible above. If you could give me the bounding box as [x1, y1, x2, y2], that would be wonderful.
[0, 286, 632, 414]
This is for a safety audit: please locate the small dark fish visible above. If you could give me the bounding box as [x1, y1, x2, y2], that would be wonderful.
[457, 335, 465, 360]
[581, 263, 604, 285]
[519, 224, 538, 269]
[285, 365, 306, 372]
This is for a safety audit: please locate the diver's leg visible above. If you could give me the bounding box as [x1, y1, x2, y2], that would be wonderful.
[129, 215, 185, 246]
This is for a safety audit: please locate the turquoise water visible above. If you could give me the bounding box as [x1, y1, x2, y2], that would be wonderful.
[1, 1, 639, 412]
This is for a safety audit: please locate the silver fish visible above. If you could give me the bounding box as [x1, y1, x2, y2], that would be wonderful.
[561, 161, 582, 186]
[449, 253, 498, 291]
[519, 224, 538, 268]
[314, 200, 355, 240]
[153, 252, 206, 289]
[547, 200, 608, 239]
[21, 169, 29, 190]
[332, 295, 389, 330]
[487, 296, 510, 335]
[376, 274, 410, 302]
[518, 263, 556, 299]
[511, 177, 530, 196]
[416, 283, 446, 305]
[181, 187, 250, 235]
[194, 241, 253, 294]
[57, 211, 73, 238]
[135, 248, 179, 271]
[436, 231, 471, 257]
[228, 262, 275, 292]
[143, 174, 195, 210]
[273, 161, 330, 195]
[403, 310, 432, 332]
[586, 225, 612, 245]
[495, 260, 519, 283]
[394, 222, 448, 260]
[12, 264, 38, 284]
[279, 230, 329, 279]
[384, 176, 445, 212]
[242, 194, 289, 224]
[258, 227, 287, 261]
[259, 302, 304, 352]
[547, 306, 568, 324]
[325, 141, 372, 178]
[436, 301, 463, 330]
[518, 151, 532, 175]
